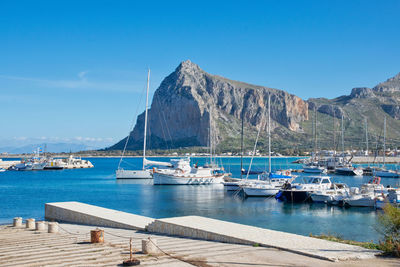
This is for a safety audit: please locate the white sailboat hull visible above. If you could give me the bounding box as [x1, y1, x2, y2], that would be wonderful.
[223, 182, 241, 191]
[153, 172, 223, 185]
[116, 169, 153, 179]
[345, 197, 376, 207]
[311, 194, 333, 203]
[243, 187, 279, 197]
[373, 170, 400, 178]
[303, 167, 326, 174]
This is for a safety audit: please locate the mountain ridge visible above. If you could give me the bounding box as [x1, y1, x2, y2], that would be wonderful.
[109, 61, 400, 153]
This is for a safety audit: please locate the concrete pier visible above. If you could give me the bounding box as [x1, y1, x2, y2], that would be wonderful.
[45, 201, 154, 230]
[147, 216, 379, 262]
[44, 201, 382, 262]
[0, 223, 396, 267]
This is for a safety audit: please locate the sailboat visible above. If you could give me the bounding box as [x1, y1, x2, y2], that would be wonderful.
[116, 69, 171, 179]
[241, 94, 295, 197]
[153, 108, 226, 185]
[334, 115, 363, 176]
[303, 107, 327, 174]
[373, 117, 400, 178]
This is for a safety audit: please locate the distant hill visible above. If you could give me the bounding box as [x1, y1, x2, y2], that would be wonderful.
[0, 143, 105, 154]
[108, 60, 400, 154]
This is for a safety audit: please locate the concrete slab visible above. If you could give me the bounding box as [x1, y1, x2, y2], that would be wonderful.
[45, 201, 154, 230]
[2, 223, 396, 267]
[146, 216, 380, 262]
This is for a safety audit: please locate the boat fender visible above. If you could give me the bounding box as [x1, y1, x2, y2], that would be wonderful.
[285, 170, 290, 176]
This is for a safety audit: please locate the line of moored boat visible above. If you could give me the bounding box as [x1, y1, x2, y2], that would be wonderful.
[1, 155, 93, 171]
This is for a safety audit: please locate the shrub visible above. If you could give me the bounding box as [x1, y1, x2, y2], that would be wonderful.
[377, 204, 400, 256]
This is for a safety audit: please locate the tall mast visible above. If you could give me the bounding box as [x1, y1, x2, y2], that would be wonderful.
[333, 110, 336, 152]
[142, 69, 150, 170]
[209, 109, 213, 165]
[365, 118, 369, 166]
[312, 108, 315, 160]
[315, 107, 317, 159]
[341, 115, 344, 158]
[240, 100, 244, 179]
[383, 116, 386, 166]
[268, 94, 271, 173]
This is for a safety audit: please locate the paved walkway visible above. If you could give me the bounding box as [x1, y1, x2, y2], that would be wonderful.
[0, 223, 397, 266]
[45, 201, 154, 230]
[147, 216, 380, 262]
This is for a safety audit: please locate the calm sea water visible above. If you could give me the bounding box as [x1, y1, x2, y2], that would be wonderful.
[1, 157, 399, 242]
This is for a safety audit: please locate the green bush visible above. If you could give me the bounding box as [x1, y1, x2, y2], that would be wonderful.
[377, 204, 400, 256]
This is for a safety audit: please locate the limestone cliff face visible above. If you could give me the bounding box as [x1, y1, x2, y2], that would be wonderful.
[114, 60, 309, 150]
[373, 73, 400, 92]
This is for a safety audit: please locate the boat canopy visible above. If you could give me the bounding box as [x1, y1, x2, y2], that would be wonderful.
[143, 158, 172, 167]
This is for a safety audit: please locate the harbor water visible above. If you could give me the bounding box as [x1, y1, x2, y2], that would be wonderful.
[1, 157, 399, 242]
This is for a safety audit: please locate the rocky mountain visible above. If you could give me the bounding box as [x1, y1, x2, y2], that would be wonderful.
[109, 61, 400, 153]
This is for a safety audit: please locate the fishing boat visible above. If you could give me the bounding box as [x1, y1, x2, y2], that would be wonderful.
[44, 158, 65, 170]
[276, 176, 333, 203]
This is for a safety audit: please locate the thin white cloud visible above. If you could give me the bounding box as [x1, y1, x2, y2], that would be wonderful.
[0, 72, 143, 93]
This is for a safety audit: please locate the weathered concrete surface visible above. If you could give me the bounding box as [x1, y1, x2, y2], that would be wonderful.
[45, 201, 154, 230]
[1, 223, 397, 267]
[146, 216, 380, 262]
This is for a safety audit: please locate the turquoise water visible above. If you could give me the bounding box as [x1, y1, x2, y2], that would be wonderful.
[1, 157, 399, 242]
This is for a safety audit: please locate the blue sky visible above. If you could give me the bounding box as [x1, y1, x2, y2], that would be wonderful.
[1, 0, 399, 146]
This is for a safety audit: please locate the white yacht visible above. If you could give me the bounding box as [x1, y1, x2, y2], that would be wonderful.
[153, 158, 225, 185]
[310, 183, 350, 203]
[276, 176, 333, 203]
[335, 166, 363, 176]
[343, 177, 386, 207]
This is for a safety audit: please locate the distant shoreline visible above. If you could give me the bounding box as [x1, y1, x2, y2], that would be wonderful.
[2, 155, 400, 163]
[1, 155, 304, 159]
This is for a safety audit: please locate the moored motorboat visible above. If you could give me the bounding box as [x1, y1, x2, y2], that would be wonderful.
[276, 176, 333, 203]
[372, 168, 400, 178]
[335, 166, 363, 176]
[375, 188, 400, 209]
[310, 183, 350, 203]
[303, 163, 327, 174]
[343, 177, 386, 207]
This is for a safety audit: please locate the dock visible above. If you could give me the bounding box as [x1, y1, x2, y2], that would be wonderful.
[45, 201, 154, 230]
[0, 159, 19, 169]
[1, 222, 396, 266]
[41, 201, 389, 263]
